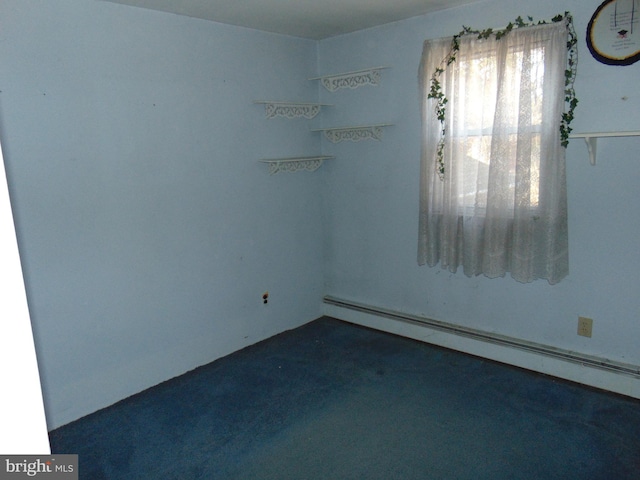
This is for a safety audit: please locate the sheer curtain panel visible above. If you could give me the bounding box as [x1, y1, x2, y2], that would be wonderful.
[418, 21, 569, 284]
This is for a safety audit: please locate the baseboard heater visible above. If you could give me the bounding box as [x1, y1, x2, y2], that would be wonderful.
[324, 295, 640, 379]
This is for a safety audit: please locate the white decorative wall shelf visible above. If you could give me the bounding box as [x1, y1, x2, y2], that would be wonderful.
[259, 156, 334, 175]
[570, 131, 640, 165]
[310, 67, 390, 92]
[253, 101, 331, 119]
[313, 124, 392, 143]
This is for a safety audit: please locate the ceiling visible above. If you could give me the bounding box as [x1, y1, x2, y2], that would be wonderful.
[101, 0, 483, 40]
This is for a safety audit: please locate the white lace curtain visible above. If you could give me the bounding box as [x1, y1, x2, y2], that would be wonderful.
[418, 21, 569, 284]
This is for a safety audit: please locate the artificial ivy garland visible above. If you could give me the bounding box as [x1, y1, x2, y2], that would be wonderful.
[428, 12, 579, 180]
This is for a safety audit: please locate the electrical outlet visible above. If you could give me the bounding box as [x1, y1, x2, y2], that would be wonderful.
[577, 316, 593, 338]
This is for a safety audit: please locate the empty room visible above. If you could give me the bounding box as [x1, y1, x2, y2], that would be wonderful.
[1, 0, 639, 478]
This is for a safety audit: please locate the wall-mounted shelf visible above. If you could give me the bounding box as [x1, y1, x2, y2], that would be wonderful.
[313, 124, 392, 143]
[309, 67, 390, 92]
[253, 101, 331, 119]
[259, 156, 334, 175]
[570, 131, 640, 165]
[256, 67, 392, 174]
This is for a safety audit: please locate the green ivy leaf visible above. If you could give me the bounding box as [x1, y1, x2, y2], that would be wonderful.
[428, 12, 578, 180]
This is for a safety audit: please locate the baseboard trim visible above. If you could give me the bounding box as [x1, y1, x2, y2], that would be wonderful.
[323, 295, 640, 398]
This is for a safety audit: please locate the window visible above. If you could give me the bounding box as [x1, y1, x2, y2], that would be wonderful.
[418, 21, 570, 284]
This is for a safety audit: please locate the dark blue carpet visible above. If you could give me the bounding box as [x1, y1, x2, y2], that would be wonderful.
[49, 317, 640, 479]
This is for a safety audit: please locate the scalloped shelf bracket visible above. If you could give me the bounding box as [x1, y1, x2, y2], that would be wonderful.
[310, 67, 390, 92]
[313, 124, 392, 143]
[259, 156, 334, 175]
[253, 101, 330, 119]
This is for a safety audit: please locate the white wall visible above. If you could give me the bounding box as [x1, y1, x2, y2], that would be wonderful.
[0, 141, 50, 453]
[319, 0, 640, 369]
[0, 0, 324, 429]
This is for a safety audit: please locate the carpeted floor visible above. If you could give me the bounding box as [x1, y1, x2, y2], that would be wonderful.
[49, 317, 640, 479]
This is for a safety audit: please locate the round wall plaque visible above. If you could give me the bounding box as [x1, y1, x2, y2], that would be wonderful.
[587, 0, 640, 65]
